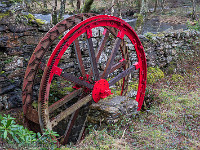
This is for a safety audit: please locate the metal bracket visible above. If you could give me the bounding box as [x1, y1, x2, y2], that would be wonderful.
[49, 65, 62, 84]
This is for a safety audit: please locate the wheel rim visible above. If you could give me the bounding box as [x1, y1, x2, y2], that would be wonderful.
[22, 14, 96, 132]
[38, 15, 147, 144]
[22, 14, 147, 145]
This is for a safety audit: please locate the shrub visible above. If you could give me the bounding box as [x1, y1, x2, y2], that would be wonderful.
[187, 19, 200, 31]
[147, 67, 164, 84]
[171, 74, 184, 82]
[0, 114, 58, 149]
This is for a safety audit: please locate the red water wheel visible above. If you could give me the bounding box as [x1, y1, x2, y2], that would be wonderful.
[22, 14, 147, 144]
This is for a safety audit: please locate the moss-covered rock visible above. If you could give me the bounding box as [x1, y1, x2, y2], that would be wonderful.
[145, 32, 155, 40]
[25, 13, 45, 26]
[35, 19, 45, 25]
[26, 13, 35, 21]
[147, 67, 164, 84]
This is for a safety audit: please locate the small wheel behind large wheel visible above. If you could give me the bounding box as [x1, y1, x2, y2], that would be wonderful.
[22, 14, 147, 145]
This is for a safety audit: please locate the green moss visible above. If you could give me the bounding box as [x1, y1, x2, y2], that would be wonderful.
[167, 66, 175, 74]
[147, 67, 164, 84]
[145, 32, 155, 40]
[156, 32, 165, 37]
[171, 74, 184, 82]
[130, 83, 138, 90]
[25, 14, 45, 26]
[145, 32, 164, 42]
[50, 81, 74, 97]
[0, 71, 5, 75]
[82, 0, 94, 13]
[32, 101, 38, 109]
[62, 87, 74, 93]
[35, 19, 45, 25]
[116, 90, 121, 95]
[4, 58, 13, 64]
[27, 13, 35, 20]
[110, 89, 121, 96]
[115, 78, 123, 86]
[8, 0, 23, 3]
[135, 14, 144, 31]
[187, 19, 200, 31]
[166, 61, 176, 74]
[0, 12, 9, 20]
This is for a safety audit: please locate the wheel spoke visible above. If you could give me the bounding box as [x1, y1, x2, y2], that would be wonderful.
[89, 29, 109, 77]
[108, 65, 136, 86]
[96, 29, 109, 61]
[41, 63, 91, 89]
[87, 35, 99, 81]
[48, 88, 83, 113]
[74, 39, 86, 79]
[99, 59, 127, 77]
[60, 72, 93, 89]
[101, 37, 122, 79]
[77, 116, 87, 142]
[109, 59, 127, 74]
[62, 110, 79, 144]
[50, 94, 92, 128]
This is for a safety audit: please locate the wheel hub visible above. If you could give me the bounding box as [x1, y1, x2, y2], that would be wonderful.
[92, 79, 113, 103]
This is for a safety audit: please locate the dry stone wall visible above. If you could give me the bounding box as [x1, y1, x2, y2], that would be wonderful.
[140, 30, 200, 73]
[0, 15, 52, 110]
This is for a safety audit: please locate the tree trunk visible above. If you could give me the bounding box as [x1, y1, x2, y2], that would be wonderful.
[59, 0, 66, 20]
[77, 0, 81, 11]
[118, 0, 122, 18]
[161, 0, 165, 11]
[82, 0, 94, 13]
[137, 0, 142, 12]
[25, 0, 31, 11]
[154, 0, 158, 12]
[111, 0, 115, 16]
[43, 0, 47, 9]
[140, 0, 148, 15]
[192, 0, 196, 20]
[52, 0, 58, 24]
[69, 0, 74, 7]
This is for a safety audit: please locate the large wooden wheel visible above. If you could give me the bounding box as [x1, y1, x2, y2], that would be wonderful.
[22, 14, 147, 144]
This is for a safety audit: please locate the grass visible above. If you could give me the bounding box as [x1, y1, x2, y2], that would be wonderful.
[1, 66, 195, 150]
[63, 129, 130, 150]
[124, 68, 200, 149]
[1, 68, 199, 150]
[65, 67, 200, 150]
[127, 89, 200, 149]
